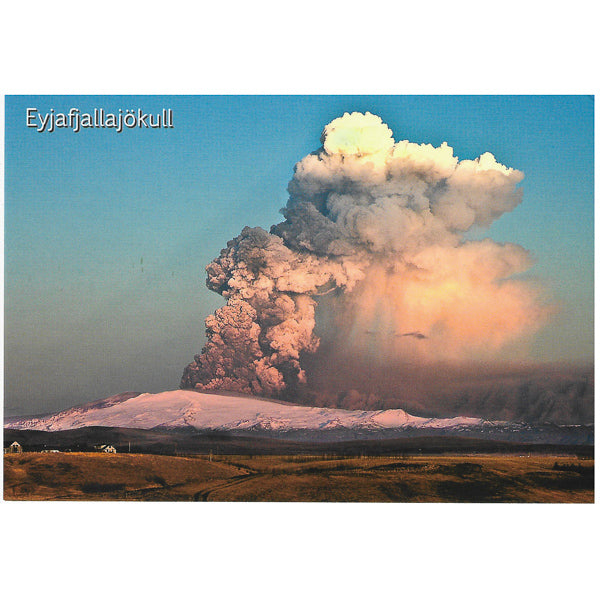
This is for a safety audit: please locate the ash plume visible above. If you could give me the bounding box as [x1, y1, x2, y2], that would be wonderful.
[182, 112, 550, 400]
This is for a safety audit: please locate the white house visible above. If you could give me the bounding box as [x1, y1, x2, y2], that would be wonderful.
[4, 441, 23, 454]
[95, 444, 117, 453]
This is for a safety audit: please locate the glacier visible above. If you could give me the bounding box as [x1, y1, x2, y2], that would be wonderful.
[5, 389, 492, 433]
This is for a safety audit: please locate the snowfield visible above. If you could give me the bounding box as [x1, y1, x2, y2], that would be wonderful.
[5, 389, 492, 433]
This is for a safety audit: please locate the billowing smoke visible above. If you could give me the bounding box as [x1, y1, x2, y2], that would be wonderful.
[182, 112, 550, 402]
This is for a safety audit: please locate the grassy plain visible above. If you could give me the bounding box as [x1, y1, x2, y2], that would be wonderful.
[4, 452, 594, 503]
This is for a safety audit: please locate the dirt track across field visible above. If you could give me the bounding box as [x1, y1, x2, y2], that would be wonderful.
[4, 452, 594, 503]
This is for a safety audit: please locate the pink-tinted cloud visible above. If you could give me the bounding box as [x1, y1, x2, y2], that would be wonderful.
[182, 112, 550, 397]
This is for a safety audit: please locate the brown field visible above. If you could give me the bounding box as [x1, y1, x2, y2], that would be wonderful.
[3, 452, 594, 502]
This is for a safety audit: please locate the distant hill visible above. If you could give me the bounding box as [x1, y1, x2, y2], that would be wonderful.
[3, 426, 594, 457]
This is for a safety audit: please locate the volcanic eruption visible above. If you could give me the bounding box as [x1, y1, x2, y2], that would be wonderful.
[181, 112, 549, 404]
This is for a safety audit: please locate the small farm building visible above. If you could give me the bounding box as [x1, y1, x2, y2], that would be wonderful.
[4, 441, 23, 454]
[95, 444, 117, 453]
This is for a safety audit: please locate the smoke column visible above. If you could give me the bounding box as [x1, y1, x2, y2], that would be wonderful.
[181, 112, 549, 401]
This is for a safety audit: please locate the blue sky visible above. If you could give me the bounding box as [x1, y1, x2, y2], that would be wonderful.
[4, 95, 594, 416]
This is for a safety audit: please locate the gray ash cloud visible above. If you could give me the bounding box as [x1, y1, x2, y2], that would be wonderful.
[181, 112, 551, 407]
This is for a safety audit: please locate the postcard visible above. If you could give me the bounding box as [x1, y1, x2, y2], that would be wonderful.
[4, 95, 594, 502]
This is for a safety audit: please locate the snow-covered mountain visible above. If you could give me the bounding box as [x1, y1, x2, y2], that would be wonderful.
[5, 389, 493, 434]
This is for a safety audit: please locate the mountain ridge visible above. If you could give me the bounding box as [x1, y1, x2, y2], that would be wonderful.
[5, 389, 493, 433]
[5, 389, 593, 446]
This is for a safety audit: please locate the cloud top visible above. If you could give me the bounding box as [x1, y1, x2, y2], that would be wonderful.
[321, 111, 394, 156]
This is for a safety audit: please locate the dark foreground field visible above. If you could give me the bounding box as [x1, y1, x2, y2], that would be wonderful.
[4, 453, 594, 502]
